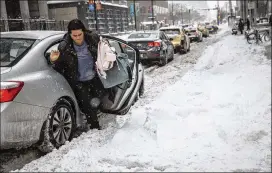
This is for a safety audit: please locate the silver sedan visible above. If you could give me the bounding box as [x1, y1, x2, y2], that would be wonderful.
[0, 31, 144, 151]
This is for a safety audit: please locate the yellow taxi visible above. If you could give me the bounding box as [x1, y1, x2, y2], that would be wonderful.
[197, 23, 210, 37]
[159, 26, 190, 54]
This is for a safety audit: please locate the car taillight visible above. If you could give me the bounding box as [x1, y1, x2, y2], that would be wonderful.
[148, 42, 161, 47]
[0, 81, 24, 103]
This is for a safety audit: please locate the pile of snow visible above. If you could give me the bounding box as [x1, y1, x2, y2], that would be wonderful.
[15, 30, 271, 172]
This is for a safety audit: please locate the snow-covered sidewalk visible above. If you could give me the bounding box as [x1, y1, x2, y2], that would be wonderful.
[16, 31, 271, 172]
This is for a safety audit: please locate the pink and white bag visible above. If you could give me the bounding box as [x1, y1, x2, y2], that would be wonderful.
[96, 36, 117, 79]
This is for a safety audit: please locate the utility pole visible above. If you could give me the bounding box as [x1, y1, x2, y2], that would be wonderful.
[181, 5, 183, 24]
[94, 0, 98, 31]
[217, 0, 220, 25]
[229, 0, 233, 17]
[189, 9, 191, 24]
[133, 0, 137, 31]
[151, 0, 154, 30]
[172, 0, 174, 25]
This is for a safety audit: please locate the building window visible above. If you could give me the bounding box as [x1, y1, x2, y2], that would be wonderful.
[5, 0, 21, 19]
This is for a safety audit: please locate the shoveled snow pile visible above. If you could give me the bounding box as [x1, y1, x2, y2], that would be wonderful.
[15, 30, 271, 172]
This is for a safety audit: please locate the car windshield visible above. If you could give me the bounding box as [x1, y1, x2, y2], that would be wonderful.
[0, 38, 35, 67]
[160, 29, 180, 35]
[128, 33, 158, 39]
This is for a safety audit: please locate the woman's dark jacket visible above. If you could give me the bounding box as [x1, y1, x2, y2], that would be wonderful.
[52, 30, 100, 90]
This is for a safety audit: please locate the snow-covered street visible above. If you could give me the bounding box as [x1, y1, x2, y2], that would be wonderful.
[14, 25, 271, 172]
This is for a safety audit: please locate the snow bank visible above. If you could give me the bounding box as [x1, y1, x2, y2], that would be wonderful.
[15, 28, 271, 172]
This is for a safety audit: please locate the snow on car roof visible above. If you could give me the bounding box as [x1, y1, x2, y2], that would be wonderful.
[0, 31, 66, 40]
[159, 26, 181, 30]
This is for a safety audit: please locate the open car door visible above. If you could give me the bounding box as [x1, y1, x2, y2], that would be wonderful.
[99, 35, 144, 115]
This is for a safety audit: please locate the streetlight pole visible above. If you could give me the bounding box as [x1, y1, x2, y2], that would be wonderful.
[94, 0, 98, 31]
[217, 0, 220, 25]
[133, 0, 137, 31]
[189, 9, 191, 24]
[151, 0, 154, 30]
[172, 0, 174, 25]
[180, 5, 183, 24]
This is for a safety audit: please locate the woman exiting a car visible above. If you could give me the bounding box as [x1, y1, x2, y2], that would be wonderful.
[50, 19, 105, 130]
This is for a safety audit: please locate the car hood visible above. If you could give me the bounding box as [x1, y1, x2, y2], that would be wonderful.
[0, 67, 12, 75]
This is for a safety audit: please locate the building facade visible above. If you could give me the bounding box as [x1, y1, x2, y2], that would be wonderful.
[237, 0, 271, 23]
[1, 0, 49, 20]
[126, 0, 168, 30]
[86, 0, 129, 34]
[1, 0, 129, 34]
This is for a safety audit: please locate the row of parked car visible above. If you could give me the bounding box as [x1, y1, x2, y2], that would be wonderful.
[122, 22, 218, 66]
[0, 22, 218, 151]
[0, 31, 144, 151]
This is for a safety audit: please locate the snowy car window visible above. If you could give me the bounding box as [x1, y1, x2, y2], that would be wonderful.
[128, 33, 158, 39]
[0, 38, 35, 67]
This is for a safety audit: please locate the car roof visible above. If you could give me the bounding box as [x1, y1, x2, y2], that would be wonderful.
[159, 26, 181, 30]
[130, 30, 160, 34]
[0, 31, 66, 40]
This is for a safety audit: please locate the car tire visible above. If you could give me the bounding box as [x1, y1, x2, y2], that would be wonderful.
[159, 52, 168, 66]
[182, 41, 188, 54]
[170, 49, 174, 60]
[38, 98, 76, 152]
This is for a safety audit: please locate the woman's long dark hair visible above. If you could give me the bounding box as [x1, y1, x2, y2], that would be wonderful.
[67, 19, 86, 33]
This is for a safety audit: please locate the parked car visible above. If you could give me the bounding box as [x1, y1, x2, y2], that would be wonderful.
[203, 22, 216, 34]
[180, 24, 191, 28]
[212, 25, 219, 33]
[256, 17, 270, 27]
[159, 26, 190, 54]
[197, 23, 210, 37]
[0, 31, 144, 151]
[124, 30, 174, 66]
[184, 26, 203, 42]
